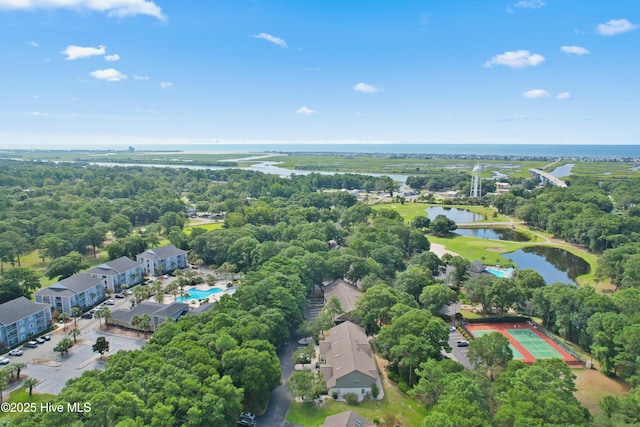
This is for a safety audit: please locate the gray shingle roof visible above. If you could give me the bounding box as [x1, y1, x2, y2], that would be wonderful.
[36, 273, 104, 297]
[87, 256, 141, 276]
[139, 245, 186, 260]
[0, 296, 49, 325]
[321, 410, 375, 427]
[319, 321, 377, 388]
[110, 301, 188, 323]
[324, 279, 362, 314]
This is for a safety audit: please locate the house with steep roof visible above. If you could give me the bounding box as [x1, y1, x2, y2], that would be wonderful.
[108, 301, 189, 332]
[0, 297, 51, 347]
[323, 279, 362, 324]
[136, 244, 188, 276]
[35, 273, 105, 314]
[87, 256, 144, 292]
[319, 321, 380, 401]
[321, 410, 375, 427]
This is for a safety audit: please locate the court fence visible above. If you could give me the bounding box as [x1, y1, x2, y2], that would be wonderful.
[458, 315, 585, 367]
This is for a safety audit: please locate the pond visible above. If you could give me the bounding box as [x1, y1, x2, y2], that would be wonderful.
[455, 228, 530, 242]
[426, 207, 483, 223]
[502, 246, 590, 285]
[549, 163, 574, 178]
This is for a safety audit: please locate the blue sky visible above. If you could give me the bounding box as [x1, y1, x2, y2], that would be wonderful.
[0, 0, 638, 149]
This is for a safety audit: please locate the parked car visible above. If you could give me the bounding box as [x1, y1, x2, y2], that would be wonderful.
[241, 413, 256, 422]
[125, 290, 133, 295]
[36, 337, 45, 344]
[0, 357, 10, 365]
[81, 312, 93, 319]
[449, 325, 456, 332]
[104, 299, 115, 305]
[43, 335, 51, 341]
[115, 293, 125, 298]
[9, 349, 24, 356]
[24, 341, 38, 348]
[456, 340, 469, 347]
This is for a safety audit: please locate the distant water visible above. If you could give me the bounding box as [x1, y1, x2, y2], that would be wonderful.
[140, 143, 639, 159]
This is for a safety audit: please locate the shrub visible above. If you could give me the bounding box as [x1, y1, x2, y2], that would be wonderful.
[331, 391, 338, 400]
[397, 381, 410, 394]
[371, 383, 379, 399]
[344, 393, 359, 405]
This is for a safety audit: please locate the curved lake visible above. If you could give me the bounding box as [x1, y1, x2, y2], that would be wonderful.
[503, 246, 590, 285]
[455, 228, 530, 242]
[426, 207, 483, 223]
[549, 163, 574, 178]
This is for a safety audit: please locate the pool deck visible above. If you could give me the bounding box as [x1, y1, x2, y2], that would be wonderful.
[160, 281, 232, 307]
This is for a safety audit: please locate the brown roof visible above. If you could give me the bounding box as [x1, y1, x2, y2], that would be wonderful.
[324, 279, 362, 314]
[319, 321, 377, 388]
[321, 410, 375, 427]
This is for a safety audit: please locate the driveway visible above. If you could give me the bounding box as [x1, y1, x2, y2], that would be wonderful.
[446, 328, 473, 369]
[255, 336, 301, 427]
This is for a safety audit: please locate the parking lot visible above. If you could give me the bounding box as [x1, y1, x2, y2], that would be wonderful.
[2, 293, 146, 395]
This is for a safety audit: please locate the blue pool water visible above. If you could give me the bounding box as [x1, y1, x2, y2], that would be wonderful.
[486, 268, 515, 279]
[177, 287, 222, 302]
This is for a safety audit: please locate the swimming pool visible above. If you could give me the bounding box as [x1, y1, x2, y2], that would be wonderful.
[486, 268, 515, 279]
[176, 287, 222, 302]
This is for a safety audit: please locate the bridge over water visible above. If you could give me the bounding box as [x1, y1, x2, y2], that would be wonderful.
[529, 168, 568, 188]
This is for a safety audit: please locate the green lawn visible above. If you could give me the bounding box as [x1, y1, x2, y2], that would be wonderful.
[0, 386, 57, 421]
[286, 376, 427, 426]
[184, 222, 223, 235]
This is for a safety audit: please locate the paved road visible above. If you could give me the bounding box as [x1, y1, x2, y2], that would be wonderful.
[446, 328, 473, 369]
[255, 336, 301, 427]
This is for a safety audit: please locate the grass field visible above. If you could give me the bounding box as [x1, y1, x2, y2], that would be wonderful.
[0, 386, 57, 421]
[184, 221, 223, 234]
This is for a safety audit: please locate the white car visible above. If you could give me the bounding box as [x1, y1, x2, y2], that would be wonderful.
[0, 357, 10, 365]
[9, 349, 24, 356]
[104, 299, 115, 305]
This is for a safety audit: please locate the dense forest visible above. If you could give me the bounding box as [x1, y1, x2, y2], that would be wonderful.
[1, 159, 639, 426]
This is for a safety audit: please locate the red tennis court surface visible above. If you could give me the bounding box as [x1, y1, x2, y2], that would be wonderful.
[465, 322, 581, 366]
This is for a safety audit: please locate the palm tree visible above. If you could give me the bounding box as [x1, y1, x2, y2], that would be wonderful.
[0, 370, 10, 403]
[139, 313, 152, 337]
[133, 285, 147, 304]
[68, 328, 81, 342]
[130, 315, 142, 336]
[71, 306, 81, 326]
[24, 377, 38, 396]
[99, 307, 111, 329]
[12, 362, 26, 380]
[59, 312, 69, 331]
[94, 309, 103, 328]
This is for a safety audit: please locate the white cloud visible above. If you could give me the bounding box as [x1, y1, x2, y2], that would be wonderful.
[556, 92, 572, 100]
[507, 0, 545, 13]
[484, 50, 545, 68]
[561, 45, 590, 55]
[159, 81, 173, 88]
[295, 106, 316, 115]
[90, 68, 127, 82]
[353, 82, 382, 93]
[29, 111, 49, 117]
[133, 75, 149, 80]
[522, 89, 550, 99]
[27, 40, 38, 47]
[597, 18, 638, 36]
[253, 33, 287, 48]
[62, 44, 105, 60]
[0, 0, 165, 20]
[104, 54, 120, 62]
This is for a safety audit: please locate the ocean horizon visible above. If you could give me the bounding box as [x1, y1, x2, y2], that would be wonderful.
[141, 143, 639, 159]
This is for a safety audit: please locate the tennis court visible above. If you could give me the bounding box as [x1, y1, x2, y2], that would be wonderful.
[473, 330, 525, 360]
[465, 322, 579, 365]
[507, 329, 563, 359]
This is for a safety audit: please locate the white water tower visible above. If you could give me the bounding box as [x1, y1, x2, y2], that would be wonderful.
[470, 164, 482, 198]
